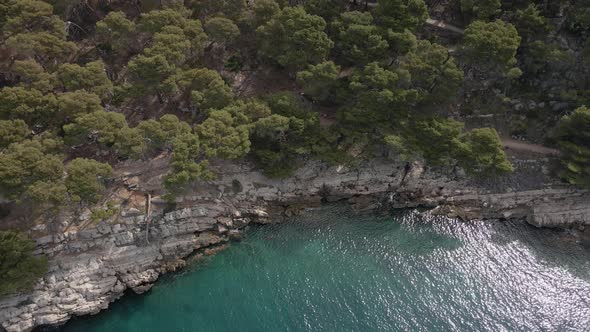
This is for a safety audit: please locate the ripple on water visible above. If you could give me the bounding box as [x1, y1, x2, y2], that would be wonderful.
[56, 206, 590, 332]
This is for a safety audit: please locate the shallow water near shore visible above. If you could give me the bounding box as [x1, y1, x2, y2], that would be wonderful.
[56, 206, 590, 332]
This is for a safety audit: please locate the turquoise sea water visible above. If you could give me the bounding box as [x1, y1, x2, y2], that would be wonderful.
[56, 207, 590, 332]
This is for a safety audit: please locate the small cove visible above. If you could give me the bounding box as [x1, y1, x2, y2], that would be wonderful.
[55, 207, 590, 332]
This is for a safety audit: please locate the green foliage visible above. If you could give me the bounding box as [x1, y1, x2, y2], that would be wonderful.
[139, 8, 188, 34]
[462, 20, 521, 73]
[127, 54, 177, 98]
[397, 118, 512, 176]
[197, 110, 251, 159]
[256, 6, 333, 69]
[250, 147, 299, 178]
[64, 111, 126, 146]
[95, 11, 137, 56]
[11, 60, 53, 92]
[514, 4, 548, 39]
[159, 114, 193, 137]
[459, 0, 472, 15]
[137, 114, 192, 152]
[63, 110, 145, 159]
[223, 98, 272, 122]
[224, 53, 244, 72]
[341, 62, 416, 129]
[137, 119, 167, 150]
[191, 0, 247, 20]
[136, 10, 208, 61]
[251, 113, 299, 177]
[3, 0, 62, 36]
[519, 41, 573, 76]
[384, 134, 412, 160]
[2, 0, 76, 66]
[159, 0, 187, 10]
[400, 40, 464, 105]
[506, 67, 523, 80]
[460, 0, 501, 20]
[0, 1, 8, 28]
[349, 62, 412, 102]
[90, 201, 119, 223]
[385, 29, 417, 55]
[331, 11, 389, 65]
[125, 11, 208, 102]
[56, 91, 103, 119]
[253, 114, 291, 140]
[65, 158, 112, 203]
[173, 68, 234, 112]
[565, 1, 590, 34]
[0, 87, 57, 125]
[183, 19, 209, 57]
[459, 128, 513, 176]
[0, 230, 48, 296]
[114, 127, 145, 159]
[311, 128, 351, 165]
[6, 32, 76, 66]
[25, 180, 67, 207]
[250, 0, 280, 28]
[304, 0, 346, 21]
[296, 61, 341, 103]
[0, 0, 571, 208]
[144, 25, 192, 65]
[140, 9, 208, 66]
[265, 91, 319, 129]
[0, 137, 65, 204]
[250, 92, 320, 177]
[164, 133, 215, 195]
[0, 119, 29, 149]
[204, 17, 240, 45]
[406, 117, 469, 165]
[374, 0, 428, 32]
[554, 106, 590, 188]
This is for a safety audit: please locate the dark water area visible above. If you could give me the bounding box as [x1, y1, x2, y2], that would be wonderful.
[56, 207, 590, 332]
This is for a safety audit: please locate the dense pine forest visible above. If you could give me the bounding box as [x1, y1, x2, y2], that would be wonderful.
[1, 0, 590, 295]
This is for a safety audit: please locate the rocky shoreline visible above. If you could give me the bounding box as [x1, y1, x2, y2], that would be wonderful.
[1, 157, 589, 332]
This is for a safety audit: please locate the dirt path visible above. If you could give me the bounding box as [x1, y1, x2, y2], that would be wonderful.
[359, 1, 465, 35]
[502, 137, 560, 156]
[425, 18, 464, 34]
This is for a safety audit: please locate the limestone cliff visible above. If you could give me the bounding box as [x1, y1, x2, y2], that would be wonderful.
[0, 157, 589, 332]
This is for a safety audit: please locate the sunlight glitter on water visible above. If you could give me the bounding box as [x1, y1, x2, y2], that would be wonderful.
[58, 207, 590, 332]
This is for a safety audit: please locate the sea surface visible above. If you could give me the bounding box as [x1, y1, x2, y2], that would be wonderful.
[57, 207, 590, 332]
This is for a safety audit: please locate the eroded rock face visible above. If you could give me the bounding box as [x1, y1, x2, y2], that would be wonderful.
[435, 188, 590, 227]
[1, 158, 589, 332]
[0, 203, 239, 332]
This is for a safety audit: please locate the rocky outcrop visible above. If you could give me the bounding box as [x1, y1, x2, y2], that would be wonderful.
[455, 189, 590, 228]
[1, 158, 589, 332]
[0, 203, 247, 332]
[427, 188, 590, 228]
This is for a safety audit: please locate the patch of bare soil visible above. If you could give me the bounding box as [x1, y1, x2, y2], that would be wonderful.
[315, 105, 339, 128]
[111, 153, 171, 194]
[502, 137, 560, 156]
